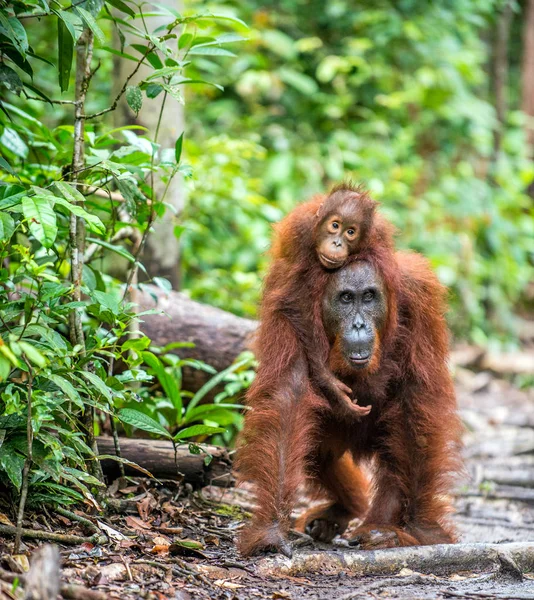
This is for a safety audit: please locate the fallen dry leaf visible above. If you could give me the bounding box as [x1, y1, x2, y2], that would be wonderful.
[97, 520, 127, 540]
[214, 580, 245, 590]
[125, 515, 153, 531]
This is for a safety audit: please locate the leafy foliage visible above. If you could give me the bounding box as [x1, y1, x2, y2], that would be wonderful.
[0, 1, 247, 510]
[185, 0, 534, 342]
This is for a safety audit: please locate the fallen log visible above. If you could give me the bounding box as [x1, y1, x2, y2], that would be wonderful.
[97, 437, 234, 487]
[137, 286, 257, 393]
[257, 542, 534, 578]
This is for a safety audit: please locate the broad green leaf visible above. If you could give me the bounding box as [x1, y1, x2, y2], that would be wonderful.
[18, 341, 47, 368]
[0, 14, 28, 57]
[18, 324, 67, 352]
[0, 355, 11, 381]
[64, 466, 104, 487]
[178, 32, 192, 50]
[75, 7, 105, 45]
[43, 374, 83, 409]
[0, 213, 15, 241]
[53, 181, 86, 204]
[197, 14, 248, 29]
[175, 132, 184, 163]
[118, 408, 171, 438]
[21, 195, 58, 248]
[174, 425, 225, 441]
[126, 85, 142, 114]
[57, 16, 74, 92]
[0, 64, 23, 95]
[91, 290, 120, 313]
[80, 371, 113, 403]
[0, 157, 16, 177]
[146, 83, 163, 98]
[105, 0, 135, 17]
[142, 351, 182, 415]
[186, 47, 236, 57]
[0, 128, 28, 158]
[53, 197, 105, 234]
[0, 447, 24, 490]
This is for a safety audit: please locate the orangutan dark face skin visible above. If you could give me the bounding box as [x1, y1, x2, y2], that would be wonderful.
[322, 262, 387, 369]
[315, 211, 361, 269]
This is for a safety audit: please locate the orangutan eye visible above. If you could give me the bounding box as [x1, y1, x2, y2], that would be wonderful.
[340, 291, 352, 304]
[362, 289, 375, 303]
[332, 221, 340, 230]
[347, 228, 355, 236]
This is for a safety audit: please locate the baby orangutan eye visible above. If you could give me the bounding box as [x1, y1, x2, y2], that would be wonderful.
[332, 222, 340, 230]
[347, 228, 355, 236]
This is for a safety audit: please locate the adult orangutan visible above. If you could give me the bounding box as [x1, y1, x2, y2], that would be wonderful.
[263, 184, 396, 419]
[236, 201, 462, 557]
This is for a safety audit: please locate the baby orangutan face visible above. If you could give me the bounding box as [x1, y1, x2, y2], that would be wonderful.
[315, 211, 360, 269]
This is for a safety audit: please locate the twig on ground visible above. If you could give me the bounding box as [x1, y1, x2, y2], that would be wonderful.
[0, 524, 106, 545]
[442, 590, 534, 600]
[54, 507, 100, 536]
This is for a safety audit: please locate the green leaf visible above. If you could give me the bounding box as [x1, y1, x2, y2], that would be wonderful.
[80, 371, 113, 403]
[86, 237, 137, 263]
[184, 403, 243, 423]
[91, 290, 120, 313]
[0, 355, 11, 382]
[0, 447, 24, 490]
[53, 181, 86, 204]
[0, 64, 23, 96]
[145, 83, 163, 98]
[186, 47, 236, 57]
[43, 374, 83, 409]
[174, 424, 225, 441]
[100, 46, 138, 61]
[126, 85, 142, 114]
[186, 356, 252, 415]
[0, 15, 28, 57]
[53, 197, 106, 234]
[197, 14, 248, 29]
[64, 466, 104, 487]
[142, 351, 182, 416]
[96, 454, 154, 477]
[22, 195, 58, 248]
[0, 213, 15, 241]
[175, 132, 184, 163]
[18, 341, 48, 368]
[0, 157, 16, 177]
[118, 408, 171, 438]
[75, 7, 105, 45]
[144, 66, 182, 81]
[57, 16, 74, 92]
[0, 128, 28, 158]
[105, 0, 135, 17]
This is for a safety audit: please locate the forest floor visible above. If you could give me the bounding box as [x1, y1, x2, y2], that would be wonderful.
[1, 365, 534, 600]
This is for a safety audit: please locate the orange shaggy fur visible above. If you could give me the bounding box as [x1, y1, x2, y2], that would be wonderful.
[236, 186, 462, 556]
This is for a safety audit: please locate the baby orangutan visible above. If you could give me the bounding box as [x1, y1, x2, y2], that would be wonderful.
[261, 184, 396, 418]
